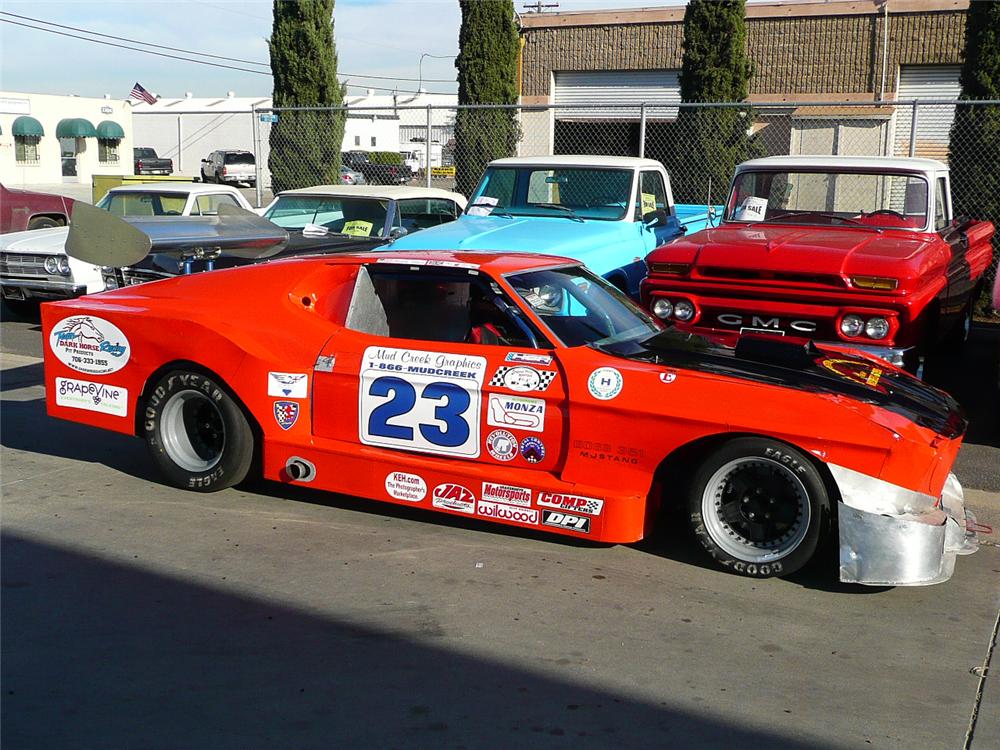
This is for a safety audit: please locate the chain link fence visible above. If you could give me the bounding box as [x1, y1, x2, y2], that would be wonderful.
[254, 100, 998, 310]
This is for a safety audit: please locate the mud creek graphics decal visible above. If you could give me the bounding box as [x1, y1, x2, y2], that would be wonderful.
[486, 429, 518, 461]
[819, 357, 884, 389]
[487, 394, 545, 433]
[274, 401, 300, 430]
[360, 346, 486, 458]
[542, 510, 591, 534]
[520, 437, 545, 464]
[268, 372, 308, 398]
[587, 367, 623, 400]
[481, 482, 532, 508]
[477, 500, 539, 525]
[489, 366, 556, 393]
[432, 483, 475, 514]
[55, 377, 128, 417]
[537, 491, 603, 517]
[49, 316, 130, 375]
[385, 471, 427, 502]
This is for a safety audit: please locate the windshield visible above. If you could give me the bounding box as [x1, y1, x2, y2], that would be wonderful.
[264, 195, 389, 237]
[469, 167, 632, 221]
[96, 191, 188, 216]
[506, 265, 661, 351]
[727, 170, 930, 230]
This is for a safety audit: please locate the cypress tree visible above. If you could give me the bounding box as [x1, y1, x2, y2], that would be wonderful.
[662, 0, 757, 204]
[453, 0, 520, 197]
[268, 0, 346, 193]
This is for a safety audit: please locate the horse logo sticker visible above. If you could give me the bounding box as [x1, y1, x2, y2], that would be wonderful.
[49, 316, 130, 375]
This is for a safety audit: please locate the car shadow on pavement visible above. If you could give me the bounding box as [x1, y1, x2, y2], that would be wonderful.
[1, 531, 837, 750]
[1, 362, 44, 391]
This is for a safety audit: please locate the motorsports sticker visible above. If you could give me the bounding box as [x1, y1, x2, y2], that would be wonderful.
[50, 316, 130, 375]
[55, 377, 128, 417]
[487, 393, 546, 433]
[360, 346, 486, 458]
[481, 482, 532, 508]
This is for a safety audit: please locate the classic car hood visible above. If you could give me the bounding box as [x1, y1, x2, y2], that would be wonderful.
[0, 226, 69, 254]
[657, 224, 935, 280]
[388, 215, 640, 274]
[626, 330, 965, 439]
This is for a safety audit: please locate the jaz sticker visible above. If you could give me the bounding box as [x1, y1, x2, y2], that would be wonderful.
[588, 367, 623, 400]
[489, 366, 556, 392]
[487, 394, 545, 432]
[505, 352, 553, 366]
[520, 436, 545, 464]
[659, 372, 677, 384]
[55, 377, 128, 417]
[385, 472, 427, 502]
[432, 483, 475, 514]
[486, 429, 518, 461]
[481, 482, 532, 508]
[537, 491, 604, 516]
[268, 372, 308, 398]
[273, 401, 300, 430]
[49, 316, 130, 375]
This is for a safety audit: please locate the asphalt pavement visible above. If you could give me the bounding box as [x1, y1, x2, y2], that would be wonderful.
[2, 312, 999, 748]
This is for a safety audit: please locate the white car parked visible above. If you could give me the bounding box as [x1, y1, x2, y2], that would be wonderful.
[0, 183, 252, 311]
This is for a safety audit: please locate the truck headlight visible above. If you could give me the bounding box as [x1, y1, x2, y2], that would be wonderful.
[57, 255, 70, 275]
[840, 314, 864, 337]
[652, 298, 673, 319]
[43, 256, 60, 275]
[673, 300, 695, 321]
[865, 317, 890, 340]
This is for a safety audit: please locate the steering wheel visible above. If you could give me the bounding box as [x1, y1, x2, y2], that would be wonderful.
[582, 195, 628, 210]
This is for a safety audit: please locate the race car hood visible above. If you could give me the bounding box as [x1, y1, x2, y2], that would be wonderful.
[387, 215, 642, 276]
[652, 224, 937, 286]
[629, 330, 965, 439]
[0, 226, 69, 255]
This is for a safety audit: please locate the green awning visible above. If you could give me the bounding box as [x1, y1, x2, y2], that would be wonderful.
[11, 116, 44, 137]
[95, 120, 125, 139]
[56, 118, 98, 138]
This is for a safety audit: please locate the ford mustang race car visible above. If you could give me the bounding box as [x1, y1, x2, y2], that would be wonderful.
[41, 236, 980, 585]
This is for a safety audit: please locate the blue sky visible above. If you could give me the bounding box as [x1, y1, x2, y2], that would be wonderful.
[0, 0, 686, 100]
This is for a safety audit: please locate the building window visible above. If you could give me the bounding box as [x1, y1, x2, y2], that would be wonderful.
[98, 138, 120, 164]
[354, 135, 361, 146]
[371, 136, 377, 147]
[15, 136, 40, 164]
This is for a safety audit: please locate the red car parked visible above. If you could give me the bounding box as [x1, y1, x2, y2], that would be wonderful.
[641, 157, 994, 371]
[0, 183, 75, 234]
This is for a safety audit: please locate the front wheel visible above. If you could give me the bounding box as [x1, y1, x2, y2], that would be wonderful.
[143, 370, 254, 492]
[687, 438, 830, 578]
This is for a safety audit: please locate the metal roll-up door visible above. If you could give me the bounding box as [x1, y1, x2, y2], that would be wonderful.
[553, 70, 680, 121]
[894, 66, 961, 160]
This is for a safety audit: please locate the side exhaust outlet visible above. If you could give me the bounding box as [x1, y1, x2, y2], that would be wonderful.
[285, 457, 316, 483]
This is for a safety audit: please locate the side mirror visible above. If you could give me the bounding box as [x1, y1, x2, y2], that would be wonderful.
[643, 209, 669, 229]
[389, 226, 409, 240]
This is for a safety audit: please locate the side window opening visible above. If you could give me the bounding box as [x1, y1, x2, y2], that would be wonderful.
[935, 177, 949, 231]
[636, 171, 668, 221]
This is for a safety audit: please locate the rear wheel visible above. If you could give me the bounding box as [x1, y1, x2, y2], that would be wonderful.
[143, 370, 253, 492]
[687, 438, 830, 578]
[27, 216, 61, 231]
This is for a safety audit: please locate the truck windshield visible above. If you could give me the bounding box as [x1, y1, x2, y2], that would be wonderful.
[264, 195, 389, 237]
[470, 167, 632, 221]
[96, 191, 188, 216]
[726, 170, 929, 230]
[506, 265, 661, 351]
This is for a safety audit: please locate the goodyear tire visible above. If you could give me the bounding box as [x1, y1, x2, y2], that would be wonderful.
[687, 438, 830, 579]
[143, 370, 253, 492]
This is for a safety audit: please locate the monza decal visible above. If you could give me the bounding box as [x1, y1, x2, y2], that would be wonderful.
[489, 366, 556, 393]
[385, 471, 427, 502]
[360, 346, 487, 458]
[268, 372, 308, 398]
[537, 491, 604, 516]
[487, 393, 546, 432]
[481, 482, 532, 508]
[520, 436, 545, 464]
[477, 500, 539, 525]
[588, 367, 623, 400]
[273, 401, 300, 430]
[55, 377, 128, 417]
[432, 483, 476, 514]
[486, 429, 518, 461]
[542, 510, 591, 534]
[49, 316, 130, 375]
[505, 351, 553, 366]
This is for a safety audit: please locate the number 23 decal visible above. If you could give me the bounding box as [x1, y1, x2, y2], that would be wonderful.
[368, 377, 471, 448]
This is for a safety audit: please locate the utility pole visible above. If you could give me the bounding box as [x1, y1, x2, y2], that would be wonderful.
[522, 1, 558, 12]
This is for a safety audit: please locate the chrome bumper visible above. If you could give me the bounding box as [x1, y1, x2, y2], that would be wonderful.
[1, 277, 86, 299]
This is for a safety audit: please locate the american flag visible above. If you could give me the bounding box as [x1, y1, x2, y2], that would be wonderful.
[129, 82, 157, 105]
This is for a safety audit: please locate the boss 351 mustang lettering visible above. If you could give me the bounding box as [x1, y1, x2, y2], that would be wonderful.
[42, 236, 981, 584]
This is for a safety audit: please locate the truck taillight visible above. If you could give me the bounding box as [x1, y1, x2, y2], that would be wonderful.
[222, 167, 228, 176]
[137, 160, 143, 170]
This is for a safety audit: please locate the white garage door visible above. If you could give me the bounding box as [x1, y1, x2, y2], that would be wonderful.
[894, 65, 961, 160]
[553, 70, 680, 121]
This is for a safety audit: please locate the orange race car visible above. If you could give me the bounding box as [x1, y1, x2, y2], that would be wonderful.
[41, 236, 981, 585]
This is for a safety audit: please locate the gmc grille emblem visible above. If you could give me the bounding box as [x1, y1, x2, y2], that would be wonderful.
[717, 313, 817, 334]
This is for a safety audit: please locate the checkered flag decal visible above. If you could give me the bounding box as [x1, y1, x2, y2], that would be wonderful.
[489, 367, 557, 391]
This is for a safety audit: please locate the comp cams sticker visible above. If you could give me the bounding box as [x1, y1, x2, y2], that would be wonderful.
[360, 346, 487, 458]
[487, 394, 545, 433]
[49, 316, 130, 375]
[537, 492, 603, 516]
[55, 377, 128, 417]
[385, 472, 427, 502]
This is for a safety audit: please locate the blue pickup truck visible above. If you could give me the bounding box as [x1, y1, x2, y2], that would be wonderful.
[387, 155, 716, 297]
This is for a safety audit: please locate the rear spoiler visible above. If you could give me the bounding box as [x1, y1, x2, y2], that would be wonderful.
[66, 202, 289, 268]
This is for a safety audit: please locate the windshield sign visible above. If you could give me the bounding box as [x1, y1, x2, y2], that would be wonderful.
[727, 170, 929, 230]
[264, 195, 389, 237]
[470, 167, 632, 221]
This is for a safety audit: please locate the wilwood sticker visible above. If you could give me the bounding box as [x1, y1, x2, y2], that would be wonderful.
[55, 377, 128, 417]
[49, 316, 130, 375]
